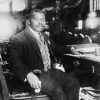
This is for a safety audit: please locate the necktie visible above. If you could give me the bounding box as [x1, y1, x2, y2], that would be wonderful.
[39, 33, 44, 43]
[38, 32, 51, 71]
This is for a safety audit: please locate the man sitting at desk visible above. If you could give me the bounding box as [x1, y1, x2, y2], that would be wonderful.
[9, 9, 80, 100]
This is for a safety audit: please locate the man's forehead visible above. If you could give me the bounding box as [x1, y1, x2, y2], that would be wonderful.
[31, 12, 45, 19]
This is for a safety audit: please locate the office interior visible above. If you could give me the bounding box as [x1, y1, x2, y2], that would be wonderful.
[0, 0, 100, 100]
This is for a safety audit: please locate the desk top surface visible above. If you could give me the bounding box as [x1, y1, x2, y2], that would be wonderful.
[64, 54, 100, 63]
[65, 43, 100, 63]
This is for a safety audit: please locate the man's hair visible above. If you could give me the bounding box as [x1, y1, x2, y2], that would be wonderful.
[29, 9, 45, 19]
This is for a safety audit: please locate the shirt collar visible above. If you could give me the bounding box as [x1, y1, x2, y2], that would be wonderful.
[28, 26, 40, 40]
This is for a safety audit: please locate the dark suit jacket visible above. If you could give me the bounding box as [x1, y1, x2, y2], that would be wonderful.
[9, 27, 71, 81]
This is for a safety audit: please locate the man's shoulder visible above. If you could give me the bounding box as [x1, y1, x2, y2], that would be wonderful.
[10, 28, 27, 42]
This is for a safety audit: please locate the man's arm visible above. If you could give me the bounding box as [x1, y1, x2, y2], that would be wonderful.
[9, 38, 30, 81]
[48, 38, 74, 56]
[10, 37, 42, 90]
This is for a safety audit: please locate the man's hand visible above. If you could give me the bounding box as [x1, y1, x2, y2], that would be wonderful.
[26, 72, 41, 90]
[71, 47, 80, 55]
[53, 63, 65, 72]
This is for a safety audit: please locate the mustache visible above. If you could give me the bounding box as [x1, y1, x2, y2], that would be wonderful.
[37, 23, 49, 29]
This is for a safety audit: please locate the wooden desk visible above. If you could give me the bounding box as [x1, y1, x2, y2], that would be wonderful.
[62, 54, 100, 75]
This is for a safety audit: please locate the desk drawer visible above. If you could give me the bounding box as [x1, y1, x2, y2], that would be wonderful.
[61, 55, 98, 74]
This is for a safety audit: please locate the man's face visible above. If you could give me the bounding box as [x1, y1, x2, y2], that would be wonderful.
[30, 12, 46, 32]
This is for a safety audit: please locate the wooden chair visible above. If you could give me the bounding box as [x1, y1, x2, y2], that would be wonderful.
[0, 41, 50, 100]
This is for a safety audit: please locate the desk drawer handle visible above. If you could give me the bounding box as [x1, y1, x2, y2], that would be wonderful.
[73, 60, 80, 67]
[92, 65, 95, 74]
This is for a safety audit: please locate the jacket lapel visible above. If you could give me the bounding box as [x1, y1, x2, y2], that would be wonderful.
[24, 28, 43, 61]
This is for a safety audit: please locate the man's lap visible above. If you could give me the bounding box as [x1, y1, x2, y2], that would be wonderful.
[39, 69, 79, 93]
